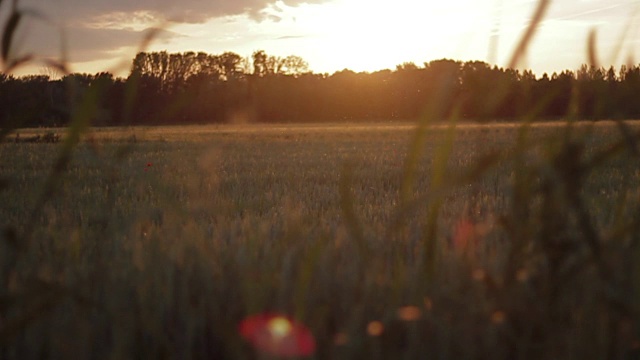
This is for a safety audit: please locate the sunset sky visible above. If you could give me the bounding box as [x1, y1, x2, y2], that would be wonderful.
[5, 0, 640, 77]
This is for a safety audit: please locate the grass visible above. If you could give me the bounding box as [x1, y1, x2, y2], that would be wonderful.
[2, 121, 640, 359]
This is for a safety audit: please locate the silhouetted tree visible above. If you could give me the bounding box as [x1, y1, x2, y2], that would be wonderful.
[3, 50, 640, 127]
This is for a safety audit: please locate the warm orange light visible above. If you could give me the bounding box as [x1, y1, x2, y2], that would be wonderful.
[452, 218, 477, 253]
[334, 332, 349, 345]
[293, 0, 490, 73]
[491, 311, 507, 325]
[367, 321, 385, 336]
[516, 269, 530, 282]
[397, 306, 422, 321]
[424, 297, 433, 311]
[239, 313, 316, 357]
[268, 317, 293, 339]
[472, 268, 486, 281]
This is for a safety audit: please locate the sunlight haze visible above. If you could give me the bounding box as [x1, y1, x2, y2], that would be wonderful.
[5, 0, 640, 77]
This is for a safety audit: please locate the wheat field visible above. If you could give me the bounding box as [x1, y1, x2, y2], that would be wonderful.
[2, 120, 640, 359]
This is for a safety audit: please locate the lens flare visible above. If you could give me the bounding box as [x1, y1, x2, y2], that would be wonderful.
[397, 306, 422, 321]
[239, 313, 316, 357]
[367, 321, 384, 337]
[268, 317, 293, 339]
[491, 311, 507, 324]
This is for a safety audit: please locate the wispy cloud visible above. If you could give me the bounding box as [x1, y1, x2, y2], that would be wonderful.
[6, 0, 329, 73]
[276, 34, 308, 40]
[548, 0, 639, 23]
[19, 0, 331, 24]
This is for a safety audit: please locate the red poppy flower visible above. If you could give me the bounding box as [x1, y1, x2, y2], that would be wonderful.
[239, 313, 316, 357]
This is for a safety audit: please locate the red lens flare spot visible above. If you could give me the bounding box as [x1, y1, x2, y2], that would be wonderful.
[239, 313, 316, 357]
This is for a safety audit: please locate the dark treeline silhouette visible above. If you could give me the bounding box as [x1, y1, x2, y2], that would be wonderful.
[2, 50, 640, 127]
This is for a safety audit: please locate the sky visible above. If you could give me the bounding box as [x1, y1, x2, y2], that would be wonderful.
[3, 0, 640, 77]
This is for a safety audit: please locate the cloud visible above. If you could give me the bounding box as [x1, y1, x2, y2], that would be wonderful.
[18, 0, 330, 24]
[548, 1, 638, 23]
[13, 15, 179, 62]
[276, 34, 308, 40]
[3, 0, 328, 72]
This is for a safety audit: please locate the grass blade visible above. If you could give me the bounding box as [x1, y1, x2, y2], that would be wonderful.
[1, 11, 21, 65]
[587, 28, 599, 68]
[339, 163, 368, 259]
[507, 0, 550, 69]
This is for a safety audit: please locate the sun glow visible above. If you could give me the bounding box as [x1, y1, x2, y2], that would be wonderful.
[293, 0, 496, 72]
[268, 317, 293, 339]
[10, 0, 640, 79]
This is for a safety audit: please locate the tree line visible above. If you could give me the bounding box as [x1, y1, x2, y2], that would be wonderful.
[2, 50, 640, 127]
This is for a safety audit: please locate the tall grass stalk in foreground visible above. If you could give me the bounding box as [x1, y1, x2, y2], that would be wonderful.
[2, 0, 640, 359]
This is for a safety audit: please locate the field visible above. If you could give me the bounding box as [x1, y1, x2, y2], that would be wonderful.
[2, 121, 640, 359]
